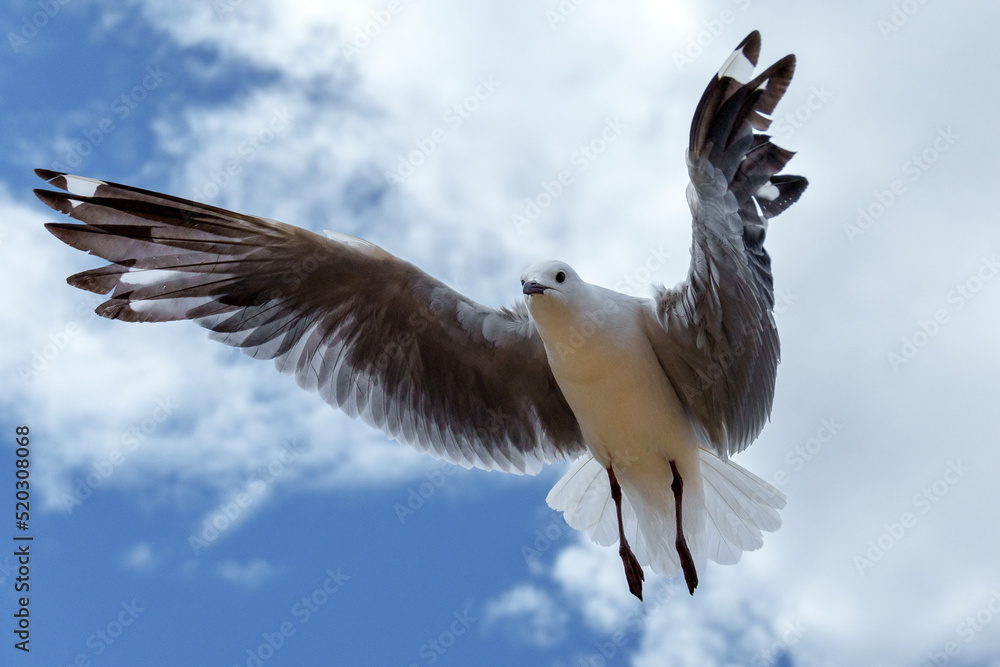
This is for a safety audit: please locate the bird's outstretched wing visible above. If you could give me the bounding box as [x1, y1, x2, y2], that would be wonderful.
[34, 169, 585, 473]
[644, 31, 807, 458]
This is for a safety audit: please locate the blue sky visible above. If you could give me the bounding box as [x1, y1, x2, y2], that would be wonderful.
[2, 1, 1000, 665]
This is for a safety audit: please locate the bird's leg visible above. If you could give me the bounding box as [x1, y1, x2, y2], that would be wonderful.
[669, 460, 699, 595]
[607, 464, 644, 600]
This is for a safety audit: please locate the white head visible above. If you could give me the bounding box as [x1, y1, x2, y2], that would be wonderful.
[520, 260, 587, 324]
[520, 260, 582, 297]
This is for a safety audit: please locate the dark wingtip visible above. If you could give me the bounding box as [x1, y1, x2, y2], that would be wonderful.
[95, 298, 143, 322]
[737, 31, 762, 66]
[34, 168, 63, 182]
[747, 54, 797, 122]
[760, 175, 808, 218]
[67, 264, 129, 295]
[35, 189, 74, 214]
[44, 222, 82, 244]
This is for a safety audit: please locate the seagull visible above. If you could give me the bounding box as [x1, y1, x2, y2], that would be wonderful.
[35, 31, 805, 600]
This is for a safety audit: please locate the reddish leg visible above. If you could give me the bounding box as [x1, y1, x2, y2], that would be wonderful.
[608, 464, 644, 600]
[670, 460, 699, 595]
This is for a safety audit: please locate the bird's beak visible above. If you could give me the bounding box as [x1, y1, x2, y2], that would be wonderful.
[522, 281, 548, 295]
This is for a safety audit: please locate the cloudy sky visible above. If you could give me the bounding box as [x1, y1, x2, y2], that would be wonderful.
[2, 1, 999, 665]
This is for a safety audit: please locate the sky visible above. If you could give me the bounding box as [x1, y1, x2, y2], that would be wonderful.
[1, 0, 999, 665]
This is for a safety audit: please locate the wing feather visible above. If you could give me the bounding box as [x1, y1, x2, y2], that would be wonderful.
[35, 169, 585, 473]
[647, 32, 807, 458]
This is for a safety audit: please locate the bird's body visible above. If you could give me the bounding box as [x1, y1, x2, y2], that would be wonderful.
[541, 296, 699, 480]
[35, 31, 805, 599]
[525, 269, 704, 562]
[524, 269, 697, 463]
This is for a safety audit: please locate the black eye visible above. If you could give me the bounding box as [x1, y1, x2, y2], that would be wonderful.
[555, 271, 566, 283]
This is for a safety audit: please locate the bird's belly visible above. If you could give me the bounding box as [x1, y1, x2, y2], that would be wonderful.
[552, 349, 699, 470]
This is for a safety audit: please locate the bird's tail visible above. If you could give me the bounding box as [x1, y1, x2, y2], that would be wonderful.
[689, 30, 808, 226]
[545, 449, 785, 578]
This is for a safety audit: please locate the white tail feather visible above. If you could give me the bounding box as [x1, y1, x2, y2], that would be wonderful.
[545, 455, 624, 547]
[700, 450, 785, 564]
[546, 449, 784, 578]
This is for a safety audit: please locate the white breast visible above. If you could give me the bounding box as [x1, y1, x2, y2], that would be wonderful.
[534, 290, 699, 469]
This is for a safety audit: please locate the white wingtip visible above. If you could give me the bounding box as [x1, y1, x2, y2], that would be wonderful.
[59, 174, 103, 198]
[119, 269, 185, 287]
[755, 182, 780, 201]
[717, 49, 755, 84]
[130, 296, 214, 318]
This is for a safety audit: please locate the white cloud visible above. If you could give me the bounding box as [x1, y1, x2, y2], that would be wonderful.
[550, 538, 641, 634]
[492, 534, 811, 666]
[121, 542, 160, 573]
[214, 558, 282, 589]
[630, 565, 805, 667]
[483, 584, 569, 648]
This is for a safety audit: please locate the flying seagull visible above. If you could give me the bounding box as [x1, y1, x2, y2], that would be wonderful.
[35, 31, 805, 600]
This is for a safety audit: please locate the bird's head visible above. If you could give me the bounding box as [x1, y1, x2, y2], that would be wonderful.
[520, 260, 586, 322]
[520, 260, 581, 296]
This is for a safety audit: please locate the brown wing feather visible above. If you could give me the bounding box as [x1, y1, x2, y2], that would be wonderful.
[35, 169, 584, 473]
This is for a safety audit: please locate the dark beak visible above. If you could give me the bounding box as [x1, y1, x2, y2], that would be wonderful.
[522, 281, 548, 295]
